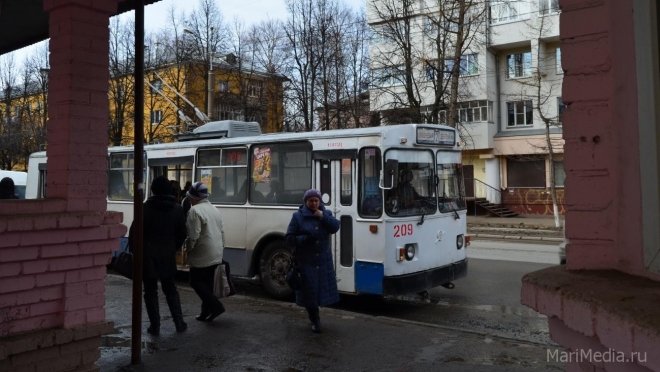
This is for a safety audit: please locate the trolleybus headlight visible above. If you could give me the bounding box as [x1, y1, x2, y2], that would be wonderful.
[404, 244, 415, 261]
[457, 235, 464, 249]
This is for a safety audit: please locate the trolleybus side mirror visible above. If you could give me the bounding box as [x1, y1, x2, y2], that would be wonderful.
[380, 159, 399, 189]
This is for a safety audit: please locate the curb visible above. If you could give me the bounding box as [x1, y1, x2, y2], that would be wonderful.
[469, 233, 564, 242]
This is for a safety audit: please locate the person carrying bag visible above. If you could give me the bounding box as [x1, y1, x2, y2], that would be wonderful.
[285, 189, 340, 334]
[185, 182, 226, 322]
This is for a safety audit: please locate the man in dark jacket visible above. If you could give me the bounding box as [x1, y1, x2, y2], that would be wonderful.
[0, 177, 19, 199]
[129, 176, 188, 336]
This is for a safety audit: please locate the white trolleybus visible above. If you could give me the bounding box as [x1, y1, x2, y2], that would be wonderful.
[26, 121, 469, 300]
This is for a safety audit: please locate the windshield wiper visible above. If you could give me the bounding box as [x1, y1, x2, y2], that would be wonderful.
[418, 207, 426, 225]
[451, 203, 460, 220]
[443, 192, 460, 220]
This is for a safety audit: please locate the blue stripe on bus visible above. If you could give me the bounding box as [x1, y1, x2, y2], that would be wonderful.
[355, 261, 384, 295]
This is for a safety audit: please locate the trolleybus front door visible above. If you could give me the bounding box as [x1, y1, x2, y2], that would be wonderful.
[316, 157, 356, 294]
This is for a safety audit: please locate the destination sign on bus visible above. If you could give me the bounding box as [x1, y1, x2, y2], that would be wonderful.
[416, 127, 455, 146]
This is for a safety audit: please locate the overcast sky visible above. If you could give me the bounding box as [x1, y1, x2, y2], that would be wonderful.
[6, 0, 365, 63]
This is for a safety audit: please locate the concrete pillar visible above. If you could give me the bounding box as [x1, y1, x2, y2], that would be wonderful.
[43, 0, 118, 213]
[485, 157, 501, 204]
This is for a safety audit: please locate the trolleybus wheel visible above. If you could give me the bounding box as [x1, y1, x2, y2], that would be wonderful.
[259, 240, 295, 301]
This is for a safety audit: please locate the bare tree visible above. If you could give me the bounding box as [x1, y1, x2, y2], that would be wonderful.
[108, 17, 136, 146]
[183, 0, 229, 120]
[284, 0, 370, 132]
[284, 0, 324, 132]
[367, 0, 487, 127]
[250, 19, 291, 132]
[224, 18, 266, 126]
[0, 53, 21, 170]
[340, 9, 371, 128]
[503, 8, 563, 226]
[24, 42, 49, 158]
[154, 5, 201, 135]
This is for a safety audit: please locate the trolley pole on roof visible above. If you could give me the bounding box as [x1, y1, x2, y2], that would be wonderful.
[131, 0, 145, 365]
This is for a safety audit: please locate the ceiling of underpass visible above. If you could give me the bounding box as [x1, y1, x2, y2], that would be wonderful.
[0, 0, 161, 56]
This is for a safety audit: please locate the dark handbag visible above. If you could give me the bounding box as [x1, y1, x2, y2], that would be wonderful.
[113, 251, 133, 280]
[222, 260, 236, 296]
[285, 250, 301, 290]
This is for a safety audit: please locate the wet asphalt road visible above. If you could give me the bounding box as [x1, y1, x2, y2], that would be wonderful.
[172, 256, 555, 346]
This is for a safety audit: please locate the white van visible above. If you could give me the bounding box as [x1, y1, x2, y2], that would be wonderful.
[0, 170, 27, 199]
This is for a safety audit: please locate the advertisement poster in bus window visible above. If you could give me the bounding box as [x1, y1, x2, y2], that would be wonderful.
[200, 169, 213, 192]
[253, 147, 271, 183]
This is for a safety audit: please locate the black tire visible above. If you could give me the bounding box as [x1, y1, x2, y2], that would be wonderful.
[259, 240, 295, 301]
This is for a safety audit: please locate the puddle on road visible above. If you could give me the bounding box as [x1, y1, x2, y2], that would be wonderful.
[101, 335, 154, 349]
[393, 294, 546, 318]
[469, 304, 546, 318]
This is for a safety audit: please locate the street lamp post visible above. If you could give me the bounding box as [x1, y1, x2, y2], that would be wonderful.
[183, 28, 214, 120]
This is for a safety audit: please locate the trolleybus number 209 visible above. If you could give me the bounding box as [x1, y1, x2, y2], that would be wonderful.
[393, 223, 414, 237]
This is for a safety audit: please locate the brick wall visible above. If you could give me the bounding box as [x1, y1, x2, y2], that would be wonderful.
[560, 0, 645, 273]
[0, 0, 124, 370]
[0, 204, 126, 336]
[522, 1, 660, 372]
[0, 321, 114, 372]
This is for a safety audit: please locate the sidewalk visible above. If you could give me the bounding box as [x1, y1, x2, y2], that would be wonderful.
[467, 215, 564, 242]
[99, 275, 563, 372]
[467, 215, 564, 229]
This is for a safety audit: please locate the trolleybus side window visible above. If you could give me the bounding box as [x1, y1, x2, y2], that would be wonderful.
[196, 147, 248, 204]
[384, 150, 436, 217]
[148, 157, 194, 203]
[358, 147, 382, 218]
[108, 153, 137, 201]
[437, 151, 467, 212]
[249, 142, 312, 205]
[340, 159, 352, 206]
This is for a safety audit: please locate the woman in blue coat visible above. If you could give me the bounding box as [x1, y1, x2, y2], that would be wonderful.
[285, 189, 340, 333]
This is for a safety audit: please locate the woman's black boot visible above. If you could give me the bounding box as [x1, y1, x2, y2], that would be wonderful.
[165, 292, 187, 332]
[307, 306, 321, 333]
[144, 295, 160, 336]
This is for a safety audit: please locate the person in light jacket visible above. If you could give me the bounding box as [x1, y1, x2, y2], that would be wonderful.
[285, 189, 340, 333]
[185, 182, 226, 321]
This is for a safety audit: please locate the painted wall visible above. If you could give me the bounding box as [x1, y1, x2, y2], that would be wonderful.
[501, 188, 566, 215]
[494, 133, 564, 155]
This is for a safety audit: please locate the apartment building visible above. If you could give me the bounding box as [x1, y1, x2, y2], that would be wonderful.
[368, 0, 565, 215]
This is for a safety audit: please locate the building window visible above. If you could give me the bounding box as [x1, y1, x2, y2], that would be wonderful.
[506, 52, 532, 78]
[218, 80, 229, 93]
[150, 110, 162, 124]
[217, 105, 245, 121]
[458, 100, 492, 122]
[556, 48, 563, 74]
[538, 0, 560, 15]
[444, 54, 479, 78]
[557, 97, 566, 124]
[150, 80, 162, 94]
[507, 100, 534, 126]
[506, 157, 545, 187]
[373, 65, 404, 87]
[246, 80, 263, 98]
[553, 160, 565, 187]
[490, 1, 529, 24]
[424, 101, 493, 124]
